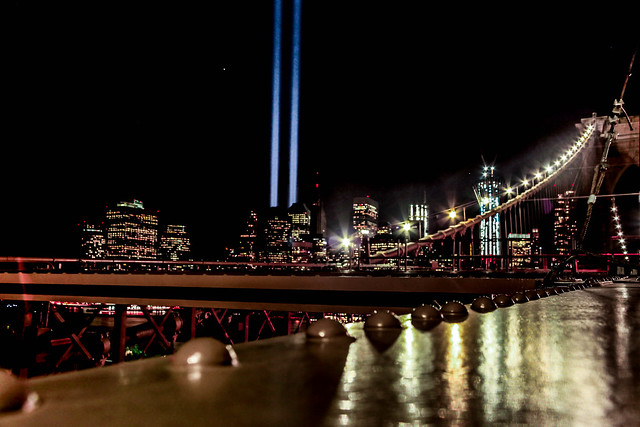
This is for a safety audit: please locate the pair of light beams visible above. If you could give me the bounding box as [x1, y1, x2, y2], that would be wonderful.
[270, 0, 301, 208]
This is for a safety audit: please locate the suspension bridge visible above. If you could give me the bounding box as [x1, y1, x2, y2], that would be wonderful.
[1, 49, 639, 426]
[371, 113, 639, 273]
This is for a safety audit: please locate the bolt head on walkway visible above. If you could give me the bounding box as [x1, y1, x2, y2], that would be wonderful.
[536, 289, 548, 298]
[0, 371, 28, 413]
[364, 311, 401, 329]
[306, 318, 351, 340]
[494, 294, 514, 307]
[173, 337, 235, 367]
[412, 304, 442, 321]
[512, 293, 529, 304]
[470, 296, 497, 313]
[440, 301, 468, 322]
[524, 290, 539, 300]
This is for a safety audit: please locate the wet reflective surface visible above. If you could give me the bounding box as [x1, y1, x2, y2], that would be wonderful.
[326, 283, 640, 425]
[2, 283, 639, 426]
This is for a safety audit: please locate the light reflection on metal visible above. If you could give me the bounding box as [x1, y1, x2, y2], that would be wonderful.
[478, 312, 500, 421]
[504, 307, 524, 411]
[443, 323, 467, 420]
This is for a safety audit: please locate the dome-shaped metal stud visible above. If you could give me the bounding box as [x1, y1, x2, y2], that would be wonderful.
[493, 294, 514, 307]
[364, 311, 401, 329]
[173, 337, 236, 367]
[536, 289, 548, 298]
[411, 305, 442, 330]
[306, 318, 351, 340]
[470, 296, 497, 313]
[512, 293, 529, 304]
[440, 301, 468, 322]
[524, 290, 539, 300]
[412, 304, 442, 321]
[0, 371, 27, 413]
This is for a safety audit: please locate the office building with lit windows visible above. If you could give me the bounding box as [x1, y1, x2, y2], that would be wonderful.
[508, 233, 532, 268]
[554, 190, 577, 255]
[105, 200, 158, 260]
[289, 202, 312, 263]
[262, 207, 292, 263]
[474, 166, 501, 256]
[352, 197, 378, 236]
[80, 221, 106, 259]
[289, 202, 311, 241]
[159, 224, 191, 261]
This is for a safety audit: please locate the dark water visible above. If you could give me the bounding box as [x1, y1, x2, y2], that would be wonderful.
[325, 283, 640, 425]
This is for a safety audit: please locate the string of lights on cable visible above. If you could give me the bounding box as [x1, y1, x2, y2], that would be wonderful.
[610, 198, 629, 260]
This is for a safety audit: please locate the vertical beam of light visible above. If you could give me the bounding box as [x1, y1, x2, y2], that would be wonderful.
[287, 0, 301, 207]
[270, 0, 282, 207]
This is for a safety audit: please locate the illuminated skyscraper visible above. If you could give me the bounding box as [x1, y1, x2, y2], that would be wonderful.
[352, 197, 378, 237]
[289, 202, 312, 262]
[409, 203, 429, 237]
[80, 221, 106, 259]
[159, 224, 191, 261]
[262, 207, 291, 263]
[554, 189, 577, 255]
[288, 202, 311, 241]
[105, 199, 158, 260]
[474, 166, 501, 256]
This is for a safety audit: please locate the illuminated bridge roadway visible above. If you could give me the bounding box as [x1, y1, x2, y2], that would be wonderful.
[1, 279, 639, 425]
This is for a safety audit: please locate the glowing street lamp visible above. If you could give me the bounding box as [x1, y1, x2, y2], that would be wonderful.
[448, 209, 457, 220]
[341, 237, 352, 270]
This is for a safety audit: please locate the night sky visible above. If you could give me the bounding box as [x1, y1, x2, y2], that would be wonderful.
[3, 1, 639, 258]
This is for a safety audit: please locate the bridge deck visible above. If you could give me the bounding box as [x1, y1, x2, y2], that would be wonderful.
[0, 273, 537, 312]
[2, 282, 638, 425]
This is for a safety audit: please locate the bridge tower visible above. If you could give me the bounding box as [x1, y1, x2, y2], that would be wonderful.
[577, 115, 639, 254]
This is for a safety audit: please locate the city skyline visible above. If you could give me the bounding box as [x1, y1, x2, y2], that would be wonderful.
[3, 2, 638, 258]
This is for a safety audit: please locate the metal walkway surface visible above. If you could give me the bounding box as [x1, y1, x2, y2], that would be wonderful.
[2, 283, 639, 426]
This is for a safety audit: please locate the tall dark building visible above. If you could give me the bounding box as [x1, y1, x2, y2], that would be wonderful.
[262, 207, 292, 263]
[105, 200, 158, 260]
[159, 224, 191, 261]
[233, 210, 259, 262]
